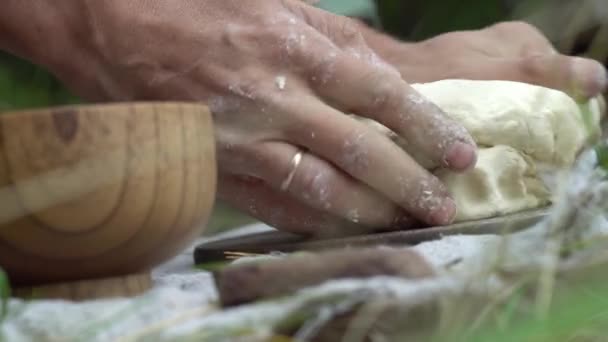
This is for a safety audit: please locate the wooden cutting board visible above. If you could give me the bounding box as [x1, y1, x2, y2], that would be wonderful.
[194, 207, 550, 264]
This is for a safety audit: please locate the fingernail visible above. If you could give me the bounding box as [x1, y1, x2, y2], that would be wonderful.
[430, 198, 457, 225]
[445, 142, 477, 171]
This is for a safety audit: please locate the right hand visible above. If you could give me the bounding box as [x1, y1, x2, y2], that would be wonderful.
[54, 0, 478, 235]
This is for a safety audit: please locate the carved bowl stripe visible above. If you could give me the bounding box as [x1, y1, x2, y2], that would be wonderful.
[0, 102, 216, 286]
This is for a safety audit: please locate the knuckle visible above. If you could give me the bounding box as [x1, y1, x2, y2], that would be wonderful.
[517, 54, 544, 78]
[225, 70, 275, 103]
[296, 162, 334, 203]
[400, 174, 446, 211]
[277, 25, 309, 59]
[286, 1, 326, 33]
[217, 142, 257, 174]
[488, 21, 553, 51]
[413, 184, 446, 213]
[266, 206, 288, 228]
[337, 18, 365, 44]
[339, 128, 372, 174]
[221, 22, 270, 48]
[308, 49, 339, 85]
[366, 75, 404, 114]
[299, 8, 332, 38]
[495, 21, 549, 41]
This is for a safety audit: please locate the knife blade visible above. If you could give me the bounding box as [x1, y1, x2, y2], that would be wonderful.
[194, 207, 550, 264]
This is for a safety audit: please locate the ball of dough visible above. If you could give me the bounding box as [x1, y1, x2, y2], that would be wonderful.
[435, 145, 551, 221]
[361, 79, 603, 222]
[411, 79, 602, 167]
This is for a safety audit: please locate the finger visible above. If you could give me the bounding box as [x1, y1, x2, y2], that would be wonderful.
[289, 3, 477, 171]
[239, 141, 415, 229]
[484, 21, 558, 55]
[278, 95, 457, 226]
[217, 173, 373, 237]
[474, 55, 607, 100]
[307, 47, 477, 172]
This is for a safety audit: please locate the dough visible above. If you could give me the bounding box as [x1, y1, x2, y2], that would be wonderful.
[411, 80, 602, 166]
[434, 145, 551, 221]
[363, 79, 603, 222]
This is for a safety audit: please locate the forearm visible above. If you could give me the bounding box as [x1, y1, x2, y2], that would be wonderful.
[0, 1, 92, 78]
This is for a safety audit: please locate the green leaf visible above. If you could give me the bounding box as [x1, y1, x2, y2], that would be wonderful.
[0, 51, 82, 112]
[0, 268, 11, 322]
[594, 142, 608, 171]
[579, 99, 602, 137]
[377, 0, 508, 41]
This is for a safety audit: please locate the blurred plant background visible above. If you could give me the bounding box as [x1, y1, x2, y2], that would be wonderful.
[0, 0, 606, 235]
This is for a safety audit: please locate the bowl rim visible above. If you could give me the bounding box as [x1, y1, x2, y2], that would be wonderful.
[0, 101, 212, 119]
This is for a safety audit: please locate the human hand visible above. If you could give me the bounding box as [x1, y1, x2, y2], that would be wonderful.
[386, 21, 607, 100]
[52, 0, 478, 236]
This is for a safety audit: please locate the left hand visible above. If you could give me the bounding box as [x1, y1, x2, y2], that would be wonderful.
[384, 21, 607, 100]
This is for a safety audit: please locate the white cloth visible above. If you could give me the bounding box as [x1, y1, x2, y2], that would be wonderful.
[0, 223, 495, 342]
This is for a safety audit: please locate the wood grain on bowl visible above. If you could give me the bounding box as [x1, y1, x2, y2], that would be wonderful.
[13, 272, 152, 301]
[0, 102, 217, 286]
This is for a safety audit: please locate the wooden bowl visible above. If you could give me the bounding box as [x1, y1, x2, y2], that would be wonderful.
[0, 102, 217, 287]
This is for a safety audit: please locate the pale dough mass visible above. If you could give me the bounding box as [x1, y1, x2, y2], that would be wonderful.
[365, 79, 603, 222]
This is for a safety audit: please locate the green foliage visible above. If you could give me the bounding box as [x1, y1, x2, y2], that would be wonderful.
[595, 142, 608, 171]
[464, 279, 608, 342]
[0, 51, 81, 111]
[0, 267, 10, 322]
[376, 0, 509, 41]
[316, 0, 377, 18]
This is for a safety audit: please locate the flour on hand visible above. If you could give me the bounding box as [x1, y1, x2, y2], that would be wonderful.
[364, 79, 603, 222]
